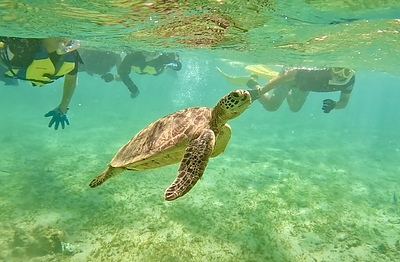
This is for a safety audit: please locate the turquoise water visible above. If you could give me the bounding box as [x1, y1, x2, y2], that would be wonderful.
[1, 1, 400, 261]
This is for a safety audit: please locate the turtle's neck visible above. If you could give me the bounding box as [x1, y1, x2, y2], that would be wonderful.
[210, 106, 227, 134]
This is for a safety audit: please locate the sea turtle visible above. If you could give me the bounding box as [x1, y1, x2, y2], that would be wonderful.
[89, 89, 254, 201]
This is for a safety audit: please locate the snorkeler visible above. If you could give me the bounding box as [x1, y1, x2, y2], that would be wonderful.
[245, 67, 355, 113]
[78, 48, 122, 83]
[0, 37, 82, 130]
[117, 51, 182, 98]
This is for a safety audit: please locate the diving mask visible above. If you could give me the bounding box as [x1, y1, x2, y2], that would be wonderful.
[331, 67, 355, 79]
[165, 60, 182, 71]
[57, 39, 80, 55]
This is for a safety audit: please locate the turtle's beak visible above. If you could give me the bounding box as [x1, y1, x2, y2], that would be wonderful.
[248, 89, 260, 102]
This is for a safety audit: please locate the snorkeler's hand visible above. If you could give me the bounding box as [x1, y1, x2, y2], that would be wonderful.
[128, 84, 140, 99]
[130, 90, 140, 99]
[44, 107, 70, 130]
[322, 99, 336, 113]
[101, 73, 114, 83]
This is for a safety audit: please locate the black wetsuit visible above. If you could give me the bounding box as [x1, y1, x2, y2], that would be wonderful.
[294, 68, 355, 94]
[79, 49, 120, 76]
[1, 37, 79, 78]
[117, 51, 177, 94]
[0, 37, 41, 68]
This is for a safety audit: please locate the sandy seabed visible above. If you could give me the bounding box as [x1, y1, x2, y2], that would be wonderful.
[0, 112, 399, 262]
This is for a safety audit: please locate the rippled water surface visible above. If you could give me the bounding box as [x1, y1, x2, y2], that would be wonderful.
[1, 0, 399, 72]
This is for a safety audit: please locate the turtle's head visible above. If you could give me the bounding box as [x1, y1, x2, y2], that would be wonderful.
[215, 89, 252, 120]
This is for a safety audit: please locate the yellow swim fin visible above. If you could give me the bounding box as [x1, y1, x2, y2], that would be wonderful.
[245, 64, 279, 79]
[216, 67, 252, 86]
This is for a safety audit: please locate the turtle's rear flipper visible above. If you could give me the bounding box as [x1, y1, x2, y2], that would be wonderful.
[164, 129, 215, 201]
[89, 166, 125, 188]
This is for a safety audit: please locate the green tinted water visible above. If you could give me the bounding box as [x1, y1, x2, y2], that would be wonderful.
[1, 1, 400, 261]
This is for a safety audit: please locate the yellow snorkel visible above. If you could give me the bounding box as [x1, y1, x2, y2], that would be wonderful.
[331, 67, 355, 79]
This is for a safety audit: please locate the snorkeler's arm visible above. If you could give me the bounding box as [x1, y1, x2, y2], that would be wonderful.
[259, 69, 297, 95]
[59, 73, 77, 113]
[115, 53, 122, 69]
[335, 91, 351, 109]
[118, 54, 140, 94]
[44, 73, 76, 130]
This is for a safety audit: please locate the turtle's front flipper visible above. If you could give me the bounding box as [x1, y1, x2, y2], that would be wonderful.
[165, 129, 215, 201]
[211, 124, 231, 157]
[89, 166, 125, 188]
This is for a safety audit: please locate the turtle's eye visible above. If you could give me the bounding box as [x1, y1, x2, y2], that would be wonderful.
[231, 92, 239, 98]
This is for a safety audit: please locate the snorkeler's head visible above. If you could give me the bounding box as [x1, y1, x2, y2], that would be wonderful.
[331, 67, 355, 79]
[56, 38, 80, 55]
[164, 52, 182, 71]
[165, 60, 182, 71]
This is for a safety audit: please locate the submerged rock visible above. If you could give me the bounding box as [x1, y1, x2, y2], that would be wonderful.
[9, 225, 78, 259]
